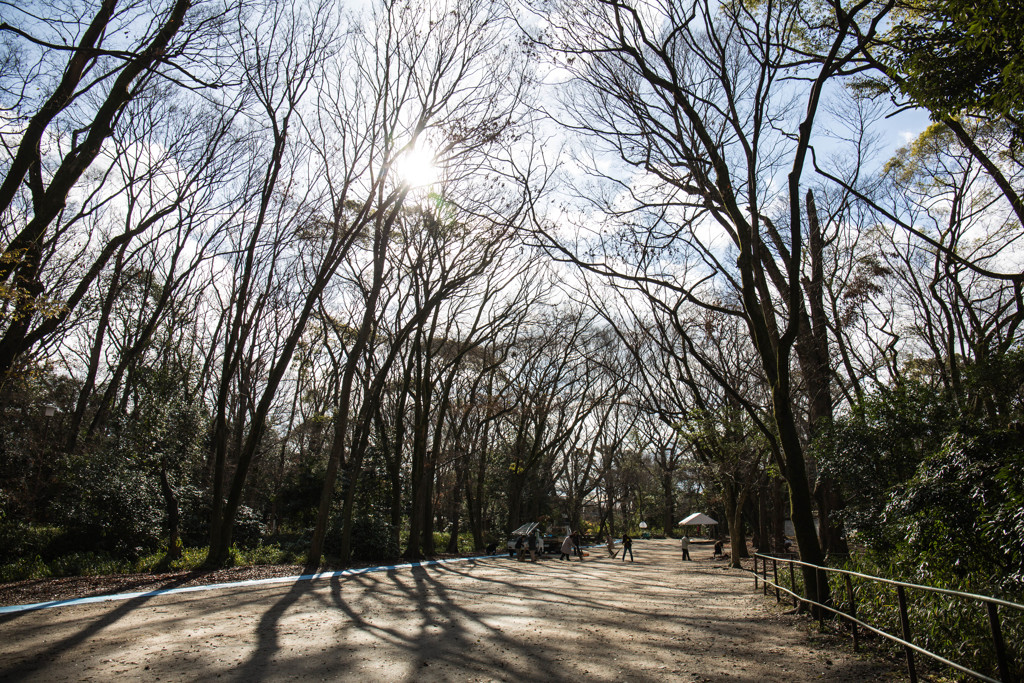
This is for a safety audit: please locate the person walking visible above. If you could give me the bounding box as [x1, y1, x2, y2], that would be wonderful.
[560, 533, 574, 561]
[527, 530, 539, 562]
[515, 535, 526, 561]
[621, 533, 633, 562]
[681, 535, 691, 561]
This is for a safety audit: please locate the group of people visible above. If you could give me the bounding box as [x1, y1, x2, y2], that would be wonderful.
[565, 532, 634, 565]
[525, 529, 636, 562]
[508, 529, 763, 565]
[513, 530, 544, 562]
[512, 529, 590, 562]
[517, 528, 726, 564]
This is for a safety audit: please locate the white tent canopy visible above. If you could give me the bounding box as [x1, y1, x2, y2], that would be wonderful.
[678, 512, 718, 526]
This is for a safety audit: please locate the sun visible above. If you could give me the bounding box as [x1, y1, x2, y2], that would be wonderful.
[395, 142, 439, 189]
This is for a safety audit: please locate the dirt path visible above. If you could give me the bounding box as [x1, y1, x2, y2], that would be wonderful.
[0, 539, 903, 682]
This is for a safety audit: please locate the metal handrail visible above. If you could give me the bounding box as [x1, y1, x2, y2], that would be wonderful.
[756, 553, 1024, 613]
[750, 552, 1022, 683]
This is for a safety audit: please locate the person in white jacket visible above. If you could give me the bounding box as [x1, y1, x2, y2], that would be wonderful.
[681, 535, 691, 561]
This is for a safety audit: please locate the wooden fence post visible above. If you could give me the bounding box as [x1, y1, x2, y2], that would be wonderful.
[845, 574, 858, 652]
[789, 561, 797, 608]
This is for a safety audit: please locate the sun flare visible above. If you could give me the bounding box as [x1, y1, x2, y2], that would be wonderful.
[396, 143, 439, 189]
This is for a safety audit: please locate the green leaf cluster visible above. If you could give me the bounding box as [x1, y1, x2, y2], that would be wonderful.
[817, 352, 1024, 597]
[887, 0, 1024, 139]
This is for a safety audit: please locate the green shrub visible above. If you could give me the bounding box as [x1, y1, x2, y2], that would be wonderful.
[170, 546, 209, 571]
[132, 543, 299, 573]
[173, 484, 266, 550]
[231, 505, 267, 549]
[273, 464, 325, 528]
[236, 543, 301, 566]
[429, 531, 475, 554]
[272, 528, 313, 557]
[0, 554, 50, 582]
[325, 514, 399, 562]
[831, 555, 1024, 682]
[350, 516, 399, 562]
[176, 484, 210, 548]
[0, 550, 130, 581]
[49, 551, 127, 577]
[58, 451, 163, 557]
[0, 523, 64, 563]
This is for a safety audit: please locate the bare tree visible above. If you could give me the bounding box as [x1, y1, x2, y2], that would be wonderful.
[519, 0, 893, 606]
[0, 0, 233, 384]
[299, 0, 537, 567]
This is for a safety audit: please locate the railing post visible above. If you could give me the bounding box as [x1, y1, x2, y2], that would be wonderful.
[818, 568, 826, 629]
[754, 555, 759, 589]
[773, 558, 780, 603]
[789, 560, 797, 608]
[896, 585, 917, 683]
[762, 555, 768, 596]
[985, 601, 1014, 683]
[845, 574, 858, 652]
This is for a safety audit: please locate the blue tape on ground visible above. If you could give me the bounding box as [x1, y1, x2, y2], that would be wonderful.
[0, 554, 495, 615]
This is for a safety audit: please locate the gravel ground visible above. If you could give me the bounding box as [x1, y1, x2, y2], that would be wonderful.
[0, 539, 905, 682]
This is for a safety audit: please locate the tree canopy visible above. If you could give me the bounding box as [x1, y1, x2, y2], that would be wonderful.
[0, 7, 1022, 667]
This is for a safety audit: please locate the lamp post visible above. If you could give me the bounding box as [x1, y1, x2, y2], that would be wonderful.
[34, 404, 58, 520]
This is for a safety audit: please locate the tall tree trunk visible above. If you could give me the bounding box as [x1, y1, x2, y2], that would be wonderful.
[661, 470, 675, 537]
[159, 459, 182, 563]
[423, 455, 438, 555]
[754, 477, 769, 551]
[446, 454, 469, 553]
[468, 414, 491, 550]
[724, 481, 749, 569]
[802, 190, 849, 558]
[404, 330, 431, 559]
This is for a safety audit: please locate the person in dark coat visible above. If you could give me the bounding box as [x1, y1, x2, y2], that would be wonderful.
[621, 533, 633, 562]
[571, 531, 583, 558]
